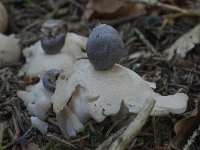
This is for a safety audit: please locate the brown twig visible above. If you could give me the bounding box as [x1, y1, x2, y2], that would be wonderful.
[134, 28, 158, 54]
[152, 117, 159, 147]
[164, 10, 200, 20]
[126, 0, 188, 13]
[12, 114, 21, 149]
[8, 128, 14, 139]
[156, 2, 187, 13]
[69, 135, 90, 143]
[11, 105, 26, 133]
[0, 79, 7, 95]
[46, 134, 78, 149]
[2, 134, 30, 149]
[0, 98, 15, 109]
[105, 116, 127, 137]
[127, 138, 137, 150]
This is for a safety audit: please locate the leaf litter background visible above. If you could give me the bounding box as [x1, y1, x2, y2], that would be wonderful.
[0, 0, 200, 149]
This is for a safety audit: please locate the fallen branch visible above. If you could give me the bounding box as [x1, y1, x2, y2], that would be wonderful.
[108, 98, 156, 150]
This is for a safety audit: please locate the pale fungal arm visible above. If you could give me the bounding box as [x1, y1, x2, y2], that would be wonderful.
[56, 106, 84, 137]
[31, 117, 48, 134]
[52, 60, 188, 126]
[109, 98, 155, 150]
[17, 80, 52, 120]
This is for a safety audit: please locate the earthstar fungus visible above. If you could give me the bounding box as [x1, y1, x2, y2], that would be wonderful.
[18, 32, 88, 77]
[18, 24, 189, 137]
[51, 59, 188, 136]
[41, 19, 67, 54]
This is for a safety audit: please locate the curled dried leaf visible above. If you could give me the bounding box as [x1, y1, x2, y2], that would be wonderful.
[84, 0, 147, 20]
[0, 2, 8, 33]
[170, 98, 200, 150]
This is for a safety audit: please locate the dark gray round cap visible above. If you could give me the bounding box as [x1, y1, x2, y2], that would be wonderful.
[86, 24, 124, 70]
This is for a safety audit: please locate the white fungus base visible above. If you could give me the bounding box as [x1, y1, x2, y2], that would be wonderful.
[18, 32, 88, 77]
[18, 60, 189, 137]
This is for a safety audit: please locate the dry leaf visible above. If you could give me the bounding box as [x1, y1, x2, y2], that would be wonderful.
[84, 0, 147, 20]
[0, 2, 8, 33]
[174, 55, 193, 69]
[164, 24, 200, 60]
[170, 98, 200, 150]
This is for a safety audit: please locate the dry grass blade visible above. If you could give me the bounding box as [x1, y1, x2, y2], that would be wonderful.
[108, 98, 156, 150]
[164, 10, 200, 20]
[96, 126, 127, 150]
[0, 123, 4, 147]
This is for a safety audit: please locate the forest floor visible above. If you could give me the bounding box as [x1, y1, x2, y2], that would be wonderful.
[0, 0, 200, 150]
